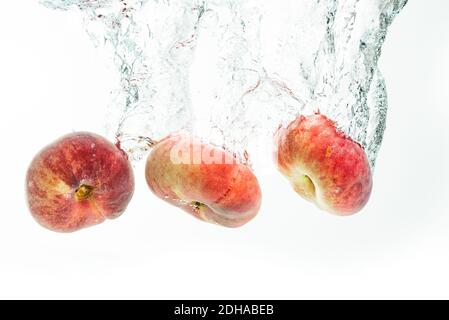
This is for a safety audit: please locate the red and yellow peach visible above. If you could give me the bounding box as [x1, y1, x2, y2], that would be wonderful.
[26, 132, 134, 232]
[145, 133, 262, 227]
[275, 113, 372, 215]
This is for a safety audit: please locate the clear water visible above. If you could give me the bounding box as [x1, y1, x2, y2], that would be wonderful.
[42, 0, 407, 166]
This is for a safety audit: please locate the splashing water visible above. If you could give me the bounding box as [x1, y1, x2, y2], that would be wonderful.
[42, 0, 407, 167]
[193, 0, 407, 167]
[42, 0, 207, 161]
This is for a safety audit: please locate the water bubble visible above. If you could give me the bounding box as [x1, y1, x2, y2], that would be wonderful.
[42, 0, 407, 168]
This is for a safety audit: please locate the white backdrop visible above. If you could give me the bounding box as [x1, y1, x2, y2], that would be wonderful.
[0, 1, 448, 299]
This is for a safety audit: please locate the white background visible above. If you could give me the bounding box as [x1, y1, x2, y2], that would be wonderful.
[0, 1, 448, 299]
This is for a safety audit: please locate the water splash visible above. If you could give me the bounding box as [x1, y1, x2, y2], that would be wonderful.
[42, 0, 206, 161]
[195, 0, 407, 167]
[42, 0, 407, 167]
